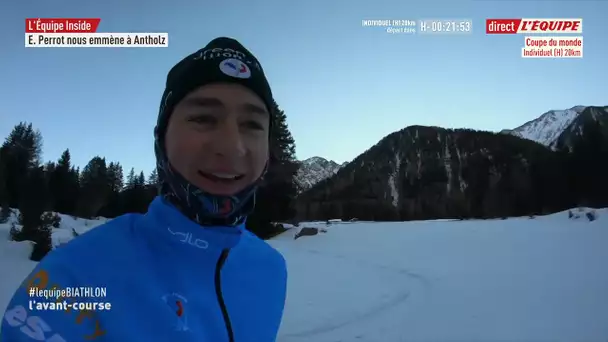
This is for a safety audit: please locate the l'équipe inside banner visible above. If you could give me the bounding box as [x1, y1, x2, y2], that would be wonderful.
[25, 18, 168, 48]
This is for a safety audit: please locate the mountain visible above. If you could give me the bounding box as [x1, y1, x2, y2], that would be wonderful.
[552, 106, 608, 150]
[295, 157, 346, 191]
[296, 105, 608, 221]
[501, 105, 608, 149]
[297, 126, 563, 221]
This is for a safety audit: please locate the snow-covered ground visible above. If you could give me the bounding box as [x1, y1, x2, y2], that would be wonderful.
[1, 208, 607, 341]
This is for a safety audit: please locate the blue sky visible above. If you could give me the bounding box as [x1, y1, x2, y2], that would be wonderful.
[1, 0, 606, 176]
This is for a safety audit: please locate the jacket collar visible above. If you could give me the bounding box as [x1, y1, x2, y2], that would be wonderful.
[144, 196, 244, 252]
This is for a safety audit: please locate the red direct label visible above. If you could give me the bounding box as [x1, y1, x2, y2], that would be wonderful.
[25, 18, 101, 33]
[485, 19, 521, 34]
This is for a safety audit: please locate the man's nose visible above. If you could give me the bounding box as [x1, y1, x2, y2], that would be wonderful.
[212, 120, 246, 157]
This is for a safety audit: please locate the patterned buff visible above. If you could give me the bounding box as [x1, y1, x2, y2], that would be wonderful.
[154, 37, 274, 227]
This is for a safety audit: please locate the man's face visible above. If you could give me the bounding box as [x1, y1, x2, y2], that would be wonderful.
[164, 83, 270, 196]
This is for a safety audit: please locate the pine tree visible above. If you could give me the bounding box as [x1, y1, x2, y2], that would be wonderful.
[137, 171, 146, 187]
[78, 156, 109, 217]
[57, 149, 71, 168]
[97, 161, 125, 218]
[18, 166, 52, 261]
[107, 162, 124, 193]
[118, 169, 153, 215]
[270, 101, 297, 163]
[1, 122, 43, 208]
[44, 161, 56, 174]
[0, 151, 11, 223]
[43, 161, 56, 211]
[69, 166, 81, 212]
[3, 123, 50, 248]
[125, 168, 136, 189]
[247, 100, 299, 238]
[2, 122, 43, 168]
[569, 120, 608, 206]
[148, 169, 159, 186]
[49, 150, 76, 214]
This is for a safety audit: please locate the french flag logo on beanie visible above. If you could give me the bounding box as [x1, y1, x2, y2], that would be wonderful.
[219, 58, 251, 79]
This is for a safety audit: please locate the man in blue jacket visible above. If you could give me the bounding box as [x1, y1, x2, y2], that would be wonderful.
[1, 37, 287, 341]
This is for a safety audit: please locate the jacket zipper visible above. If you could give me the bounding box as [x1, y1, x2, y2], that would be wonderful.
[215, 249, 235, 342]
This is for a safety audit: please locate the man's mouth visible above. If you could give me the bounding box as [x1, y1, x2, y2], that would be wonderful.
[197, 170, 245, 183]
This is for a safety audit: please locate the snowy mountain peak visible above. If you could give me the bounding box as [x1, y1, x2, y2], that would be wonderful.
[302, 156, 330, 167]
[296, 157, 345, 191]
[504, 105, 587, 148]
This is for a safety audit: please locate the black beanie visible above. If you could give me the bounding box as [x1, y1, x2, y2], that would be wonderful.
[156, 37, 274, 139]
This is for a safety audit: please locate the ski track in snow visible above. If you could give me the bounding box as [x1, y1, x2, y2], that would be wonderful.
[279, 247, 431, 341]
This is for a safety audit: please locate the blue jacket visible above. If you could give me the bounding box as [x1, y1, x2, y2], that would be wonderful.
[1, 196, 287, 342]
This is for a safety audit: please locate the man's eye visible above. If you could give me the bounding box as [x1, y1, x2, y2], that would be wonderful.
[243, 121, 264, 130]
[188, 115, 216, 124]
